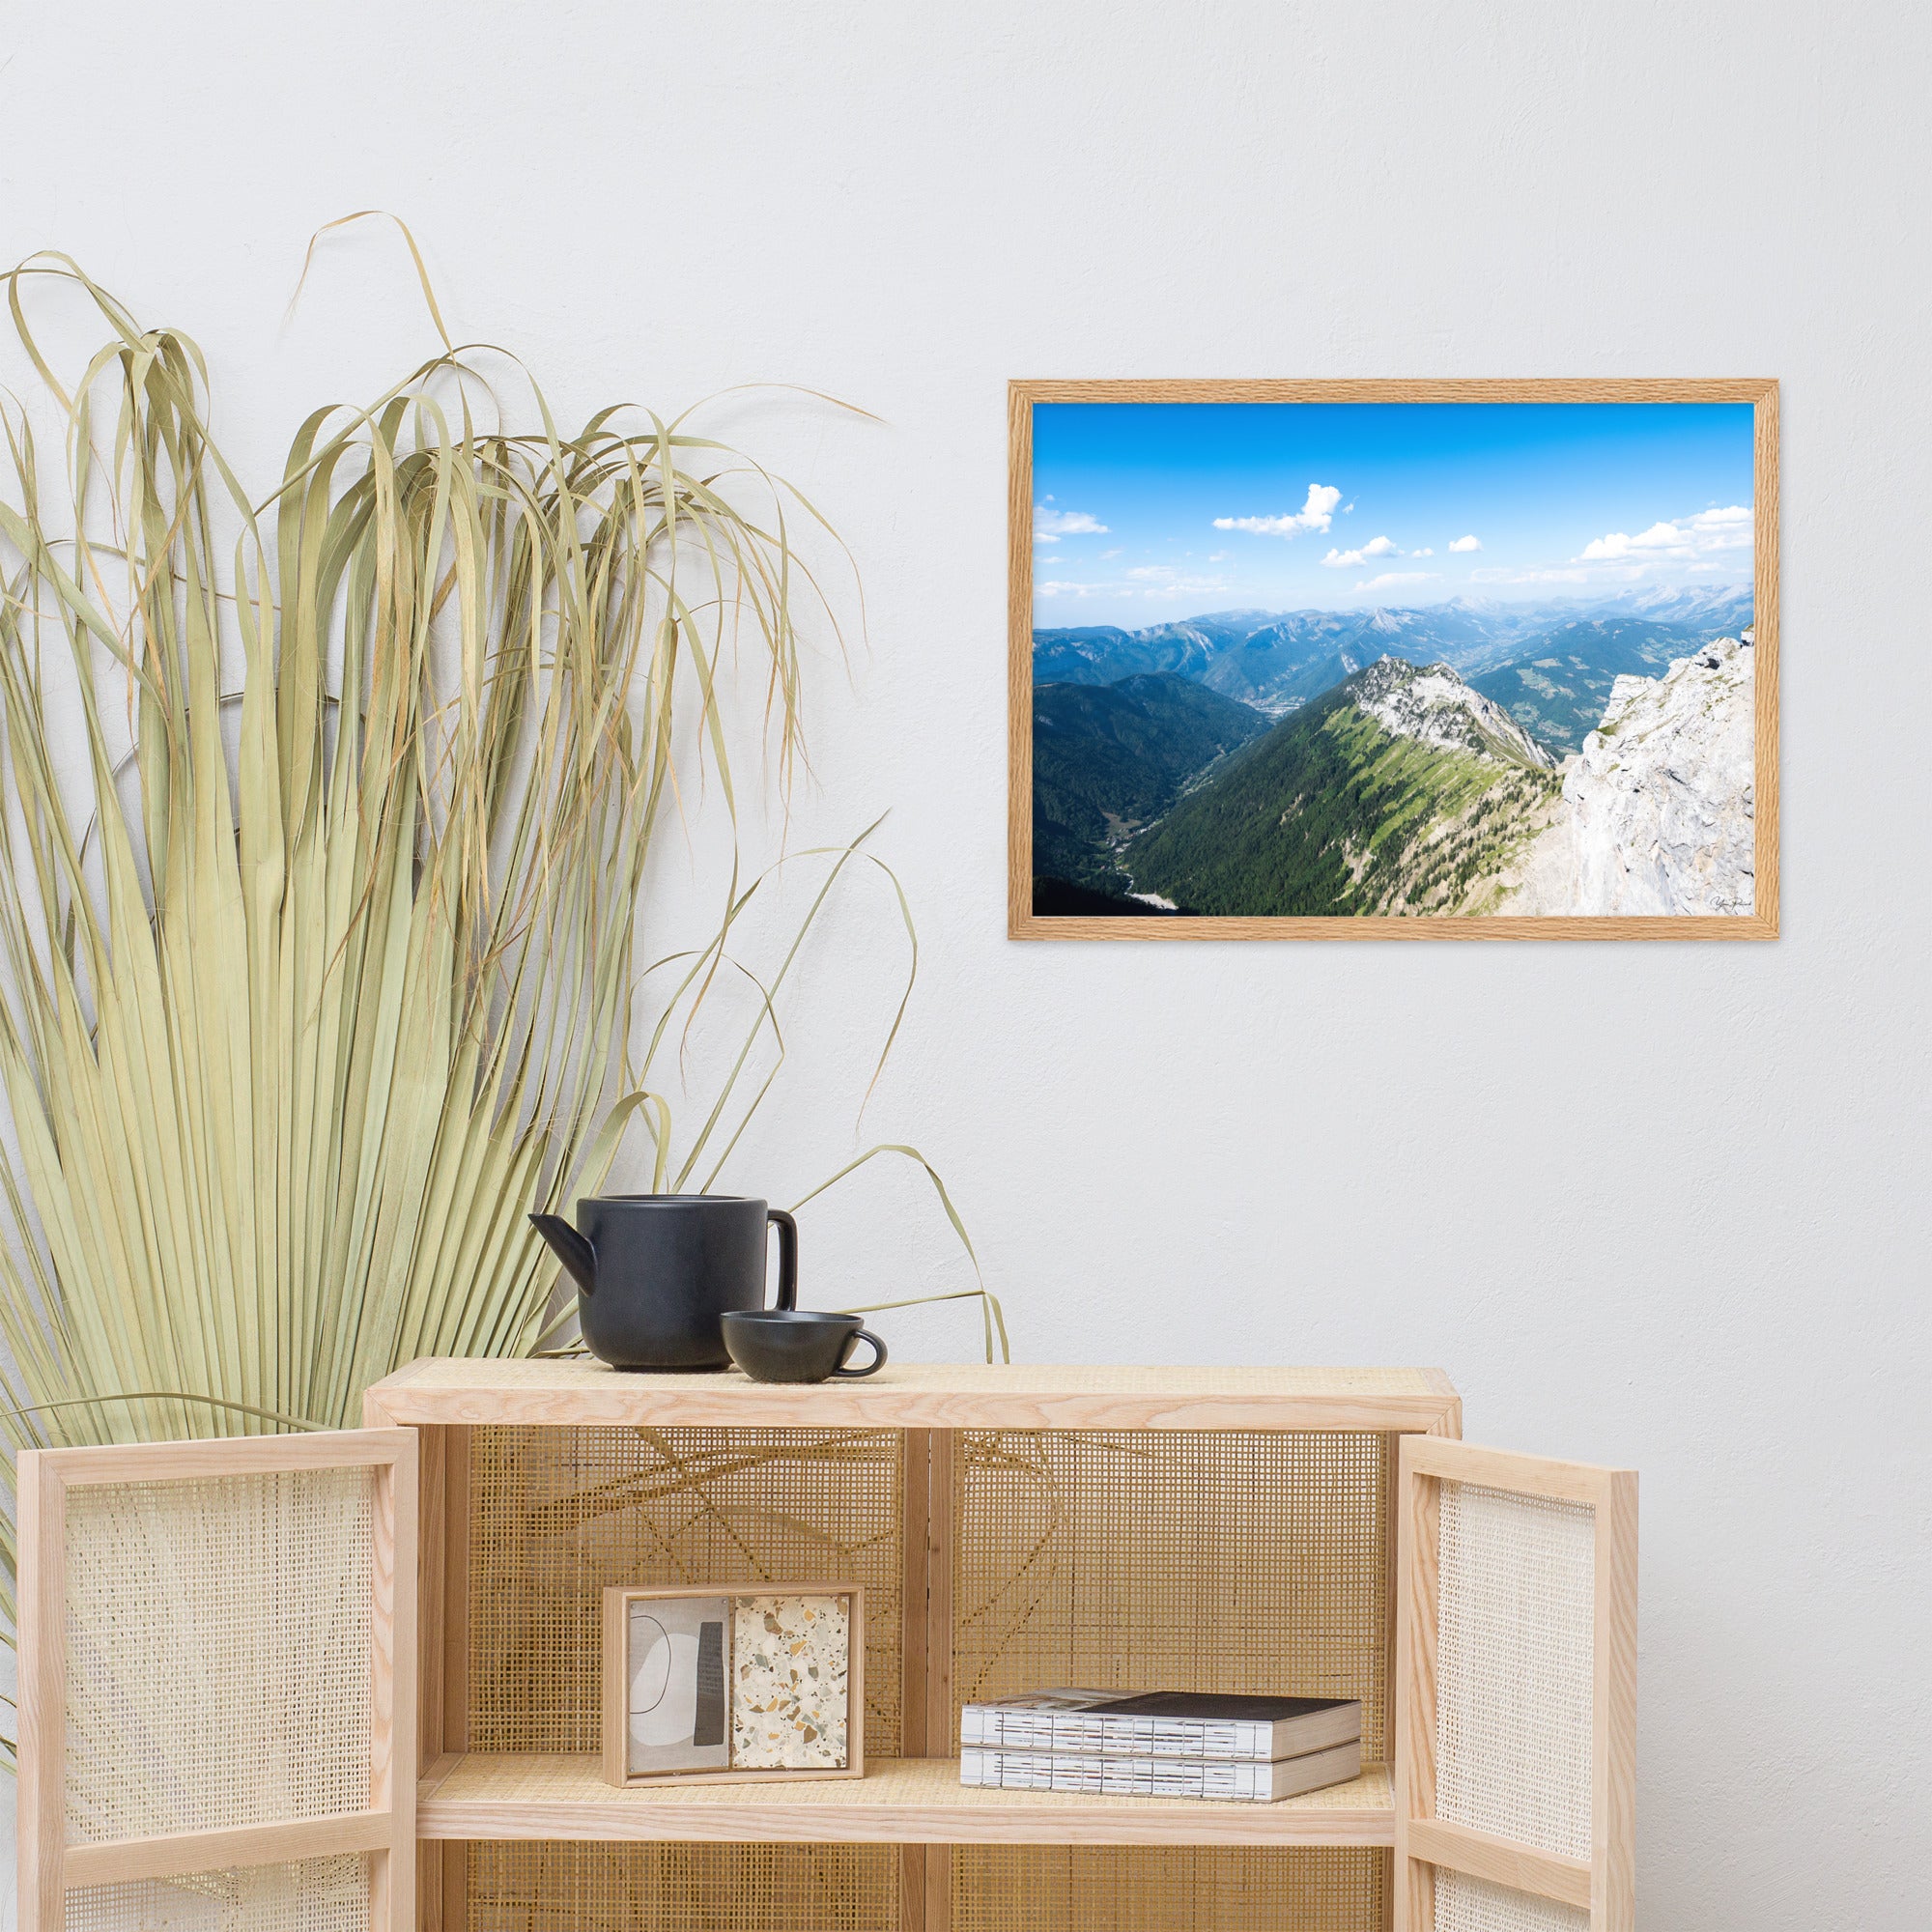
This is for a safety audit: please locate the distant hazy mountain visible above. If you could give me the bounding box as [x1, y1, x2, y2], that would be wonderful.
[1031, 612, 1279, 686]
[1033, 587, 1753, 723]
[1032, 672, 1269, 896]
[1125, 657, 1564, 916]
[1610, 583, 1755, 630]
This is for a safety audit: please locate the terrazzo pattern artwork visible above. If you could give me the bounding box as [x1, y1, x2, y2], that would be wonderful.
[730, 1595, 851, 1770]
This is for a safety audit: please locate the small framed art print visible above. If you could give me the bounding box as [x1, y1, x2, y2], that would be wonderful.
[601, 1583, 866, 1787]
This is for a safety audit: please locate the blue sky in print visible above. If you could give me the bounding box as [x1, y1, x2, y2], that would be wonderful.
[1032, 401, 1754, 625]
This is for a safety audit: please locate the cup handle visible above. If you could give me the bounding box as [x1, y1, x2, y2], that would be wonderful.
[832, 1328, 888, 1378]
[767, 1208, 798, 1311]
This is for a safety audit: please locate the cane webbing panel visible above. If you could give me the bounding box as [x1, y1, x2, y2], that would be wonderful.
[63, 1469, 375, 1842]
[952, 1431, 1392, 1759]
[952, 1847, 1387, 1932]
[466, 1841, 897, 1932]
[1434, 1870, 1589, 1932]
[63, 1856, 370, 1932]
[1435, 1481, 1595, 1861]
[468, 1426, 902, 1756]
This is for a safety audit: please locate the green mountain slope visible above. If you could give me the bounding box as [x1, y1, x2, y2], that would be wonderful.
[1127, 662, 1562, 916]
[1034, 672, 1267, 893]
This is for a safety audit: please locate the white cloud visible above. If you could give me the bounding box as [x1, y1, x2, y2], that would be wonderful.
[1035, 581, 1107, 598]
[1579, 521, 1691, 561]
[1034, 503, 1109, 546]
[1577, 506, 1762, 564]
[1411, 547, 1434, 557]
[1321, 534, 1400, 569]
[1208, 550, 1229, 562]
[1098, 547, 1122, 559]
[1355, 571, 1440, 593]
[1446, 502, 1751, 595]
[1684, 505, 1751, 552]
[1212, 483, 1342, 539]
[1343, 502, 1355, 513]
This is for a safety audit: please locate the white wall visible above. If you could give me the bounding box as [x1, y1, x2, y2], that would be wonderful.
[5, 2, 1928, 1924]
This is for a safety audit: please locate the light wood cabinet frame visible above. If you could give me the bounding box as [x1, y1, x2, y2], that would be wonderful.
[15, 1428, 417, 1932]
[17, 1364, 1639, 1932]
[1394, 1435, 1637, 1932]
[373, 1362, 1465, 1932]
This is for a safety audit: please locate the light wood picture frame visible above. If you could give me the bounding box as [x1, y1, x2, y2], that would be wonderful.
[601, 1582, 866, 1789]
[1009, 378, 1778, 939]
[1394, 1435, 1638, 1931]
[15, 1428, 417, 1932]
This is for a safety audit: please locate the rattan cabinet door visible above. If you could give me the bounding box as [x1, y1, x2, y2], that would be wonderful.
[1393, 1439, 1636, 1932]
[16, 1429, 417, 1932]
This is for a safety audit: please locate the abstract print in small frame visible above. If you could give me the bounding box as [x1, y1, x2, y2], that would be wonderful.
[601, 1583, 865, 1788]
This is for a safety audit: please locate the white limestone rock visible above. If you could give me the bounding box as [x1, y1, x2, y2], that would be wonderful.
[1499, 635, 1755, 916]
[1350, 655, 1557, 770]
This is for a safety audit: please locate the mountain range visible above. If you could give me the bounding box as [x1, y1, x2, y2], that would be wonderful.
[1030, 607, 1757, 918]
[1033, 586, 1754, 745]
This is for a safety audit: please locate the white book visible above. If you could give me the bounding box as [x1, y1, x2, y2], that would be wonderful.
[958, 1737, 1363, 1804]
[958, 1689, 1361, 1763]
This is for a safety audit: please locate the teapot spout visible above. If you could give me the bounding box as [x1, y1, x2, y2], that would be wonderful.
[529, 1212, 598, 1295]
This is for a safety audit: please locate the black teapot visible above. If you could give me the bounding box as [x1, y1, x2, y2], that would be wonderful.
[529, 1194, 798, 1371]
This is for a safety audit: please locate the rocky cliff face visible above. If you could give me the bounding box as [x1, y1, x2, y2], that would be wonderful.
[1492, 635, 1755, 915]
[1350, 655, 1557, 770]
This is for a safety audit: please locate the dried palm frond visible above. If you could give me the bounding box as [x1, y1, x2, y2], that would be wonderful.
[0, 238, 1000, 1765]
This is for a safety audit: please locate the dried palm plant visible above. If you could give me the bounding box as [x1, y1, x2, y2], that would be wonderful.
[0, 236, 1000, 1765]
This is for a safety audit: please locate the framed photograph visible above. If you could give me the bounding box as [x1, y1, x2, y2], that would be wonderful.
[601, 1583, 865, 1788]
[1009, 380, 1778, 939]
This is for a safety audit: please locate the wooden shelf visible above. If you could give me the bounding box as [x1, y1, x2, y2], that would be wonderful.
[366, 1357, 1461, 1434]
[416, 1753, 1395, 1848]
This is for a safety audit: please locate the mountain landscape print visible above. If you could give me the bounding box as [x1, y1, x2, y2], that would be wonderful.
[1013, 384, 1776, 934]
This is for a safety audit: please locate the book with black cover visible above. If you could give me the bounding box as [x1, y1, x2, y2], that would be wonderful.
[958, 1688, 1361, 1762]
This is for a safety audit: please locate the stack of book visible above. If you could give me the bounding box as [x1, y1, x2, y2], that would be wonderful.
[958, 1689, 1362, 1804]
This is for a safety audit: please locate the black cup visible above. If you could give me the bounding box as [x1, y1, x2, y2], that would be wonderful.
[721, 1310, 888, 1384]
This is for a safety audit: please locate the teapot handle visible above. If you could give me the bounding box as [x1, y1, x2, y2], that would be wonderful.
[767, 1208, 798, 1311]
